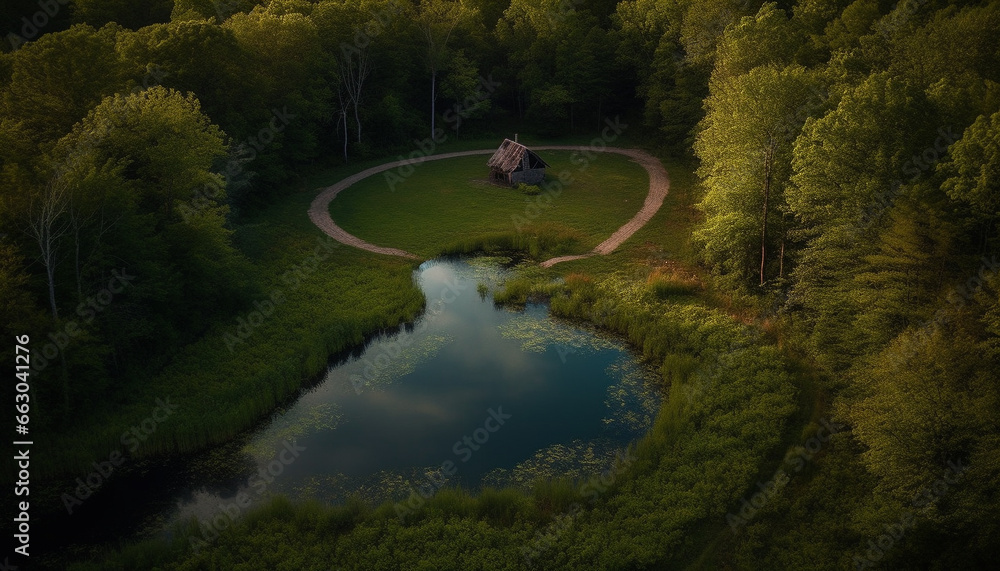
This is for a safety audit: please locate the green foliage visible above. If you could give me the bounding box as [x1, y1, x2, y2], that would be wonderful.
[845, 322, 994, 493]
[515, 182, 541, 195]
[941, 109, 1000, 222]
[695, 64, 824, 289]
[789, 72, 933, 229]
[712, 2, 803, 85]
[1, 23, 128, 145]
[0, 239, 42, 340]
[499, 0, 618, 134]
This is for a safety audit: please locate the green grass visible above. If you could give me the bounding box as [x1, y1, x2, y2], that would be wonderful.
[329, 152, 650, 258]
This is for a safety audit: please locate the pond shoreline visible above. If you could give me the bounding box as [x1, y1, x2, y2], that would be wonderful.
[35, 256, 663, 567]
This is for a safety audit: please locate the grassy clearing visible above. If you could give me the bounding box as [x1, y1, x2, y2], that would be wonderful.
[329, 151, 650, 258]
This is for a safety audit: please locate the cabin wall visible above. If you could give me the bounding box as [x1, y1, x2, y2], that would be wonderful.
[512, 168, 545, 185]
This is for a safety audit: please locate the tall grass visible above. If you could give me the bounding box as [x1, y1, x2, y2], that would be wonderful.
[439, 222, 586, 261]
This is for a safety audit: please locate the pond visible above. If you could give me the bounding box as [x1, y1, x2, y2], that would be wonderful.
[47, 257, 661, 553]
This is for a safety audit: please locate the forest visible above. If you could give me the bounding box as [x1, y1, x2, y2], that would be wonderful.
[0, 0, 998, 569]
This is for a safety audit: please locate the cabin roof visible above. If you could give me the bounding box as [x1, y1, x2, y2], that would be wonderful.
[487, 139, 550, 173]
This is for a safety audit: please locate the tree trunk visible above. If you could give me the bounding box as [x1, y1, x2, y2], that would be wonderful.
[27, 180, 70, 322]
[73, 218, 83, 301]
[430, 68, 437, 140]
[46, 251, 59, 321]
[779, 239, 785, 279]
[342, 110, 348, 160]
[354, 102, 362, 143]
[760, 142, 774, 287]
[60, 352, 70, 414]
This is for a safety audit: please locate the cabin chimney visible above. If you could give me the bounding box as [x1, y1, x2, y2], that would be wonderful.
[514, 133, 518, 143]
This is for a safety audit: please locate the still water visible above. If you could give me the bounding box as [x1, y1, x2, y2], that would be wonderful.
[48, 257, 661, 553]
[170, 257, 661, 525]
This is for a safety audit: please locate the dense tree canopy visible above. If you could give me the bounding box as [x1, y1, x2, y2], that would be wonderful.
[1, 0, 998, 568]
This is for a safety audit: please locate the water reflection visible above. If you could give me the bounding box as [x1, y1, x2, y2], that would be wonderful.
[169, 257, 661, 525]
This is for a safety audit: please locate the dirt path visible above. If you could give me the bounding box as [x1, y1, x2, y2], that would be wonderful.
[308, 147, 670, 267]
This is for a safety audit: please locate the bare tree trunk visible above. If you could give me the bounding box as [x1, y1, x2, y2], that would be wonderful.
[336, 85, 349, 160]
[340, 45, 372, 145]
[45, 255, 59, 321]
[72, 216, 83, 301]
[354, 104, 362, 143]
[26, 179, 71, 322]
[342, 110, 348, 160]
[517, 83, 523, 119]
[779, 239, 785, 279]
[760, 142, 774, 287]
[417, 2, 465, 143]
[430, 68, 437, 140]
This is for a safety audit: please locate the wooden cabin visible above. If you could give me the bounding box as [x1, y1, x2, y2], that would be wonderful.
[487, 138, 549, 186]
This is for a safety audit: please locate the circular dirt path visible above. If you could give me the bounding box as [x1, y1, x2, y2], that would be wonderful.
[308, 147, 670, 267]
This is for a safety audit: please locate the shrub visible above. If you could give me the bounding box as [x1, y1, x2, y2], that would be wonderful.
[516, 183, 542, 195]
